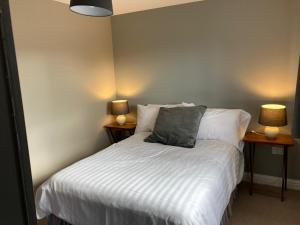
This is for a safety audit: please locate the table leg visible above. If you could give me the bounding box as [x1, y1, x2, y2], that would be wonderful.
[281, 146, 288, 201]
[108, 128, 117, 143]
[249, 143, 252, 195]
[284, 146, 288, 191]
[105, 128, 113, 144]
[249, 143, 255, 195]
[129, 129, 135, 135]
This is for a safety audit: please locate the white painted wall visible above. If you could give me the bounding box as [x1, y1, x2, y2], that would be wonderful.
[10, 0, 116, 188]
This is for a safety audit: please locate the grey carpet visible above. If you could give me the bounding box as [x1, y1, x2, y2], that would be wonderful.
[230, 183, 300, 225]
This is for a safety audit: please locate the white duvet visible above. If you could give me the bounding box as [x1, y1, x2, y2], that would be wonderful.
[36, 132, 244, 225]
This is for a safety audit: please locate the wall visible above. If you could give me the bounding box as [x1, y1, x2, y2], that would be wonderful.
[10, 0, 116, 188]
[112, 0, 300, 179]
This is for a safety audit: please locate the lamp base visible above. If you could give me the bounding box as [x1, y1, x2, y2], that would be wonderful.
[264, 126, 279, 139]
[116, 115, 126, 126]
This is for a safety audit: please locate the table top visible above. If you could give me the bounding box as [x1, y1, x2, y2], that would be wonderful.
[243, 132, 294, 146]
[104, 123, 137, 129]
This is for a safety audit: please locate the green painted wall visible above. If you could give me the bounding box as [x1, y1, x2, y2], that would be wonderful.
[112, 0, 300, 179]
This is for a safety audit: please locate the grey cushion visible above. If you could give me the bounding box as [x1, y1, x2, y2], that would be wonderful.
[144, 105, 207, 148]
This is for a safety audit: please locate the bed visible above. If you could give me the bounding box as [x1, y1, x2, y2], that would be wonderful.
[35, 131, 244, 225]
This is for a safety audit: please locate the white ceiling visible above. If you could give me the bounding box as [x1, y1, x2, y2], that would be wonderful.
[54, 0, 204, 15]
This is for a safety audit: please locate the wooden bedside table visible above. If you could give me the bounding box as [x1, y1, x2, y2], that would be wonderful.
[104, 123, 136, 143]
[243, 132, 294, 201]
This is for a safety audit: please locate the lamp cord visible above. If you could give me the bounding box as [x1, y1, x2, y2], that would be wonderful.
[250, 130, 265, 136]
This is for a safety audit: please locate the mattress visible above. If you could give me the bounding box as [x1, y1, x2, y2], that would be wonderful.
[35, 132, 244, 225]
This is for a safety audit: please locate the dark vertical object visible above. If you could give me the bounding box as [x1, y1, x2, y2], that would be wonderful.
[293, 57, 300, 138]
[0, 1, 36, 225]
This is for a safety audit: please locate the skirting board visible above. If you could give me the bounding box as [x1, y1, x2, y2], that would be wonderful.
[243, 173, 300, 191]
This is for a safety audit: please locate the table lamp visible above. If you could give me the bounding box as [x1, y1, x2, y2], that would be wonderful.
[259, 104, 287, 139]
[111, 100, 129, 125]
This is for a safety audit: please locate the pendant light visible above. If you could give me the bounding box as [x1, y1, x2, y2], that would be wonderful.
[70, 0, 113, 17]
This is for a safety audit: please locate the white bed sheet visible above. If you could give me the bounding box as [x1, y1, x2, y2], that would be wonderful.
[35, 132, 244, 225]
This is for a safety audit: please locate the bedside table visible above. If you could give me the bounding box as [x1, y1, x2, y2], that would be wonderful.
[243, 132, 294, 201]
[104, 123, 136, 144]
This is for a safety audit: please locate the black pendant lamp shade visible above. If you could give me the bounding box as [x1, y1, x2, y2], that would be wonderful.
[293, 57, 300, 138]
[70, 0, 113, 17]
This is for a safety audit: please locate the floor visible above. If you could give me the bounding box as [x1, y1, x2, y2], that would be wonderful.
[38, 183, 300, 225]
[230, 183, 300, 225]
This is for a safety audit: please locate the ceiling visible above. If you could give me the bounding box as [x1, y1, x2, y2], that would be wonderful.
[54, 0, 204, 15]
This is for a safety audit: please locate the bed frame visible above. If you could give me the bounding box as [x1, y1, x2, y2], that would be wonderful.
[47, 189, 238, 225]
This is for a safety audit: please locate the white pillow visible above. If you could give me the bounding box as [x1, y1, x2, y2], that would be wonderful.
[147, 102, 195, 107]
[135, 105, 159, 133]
[135, 102, 195, 133]
[197, 108, 251, 151]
